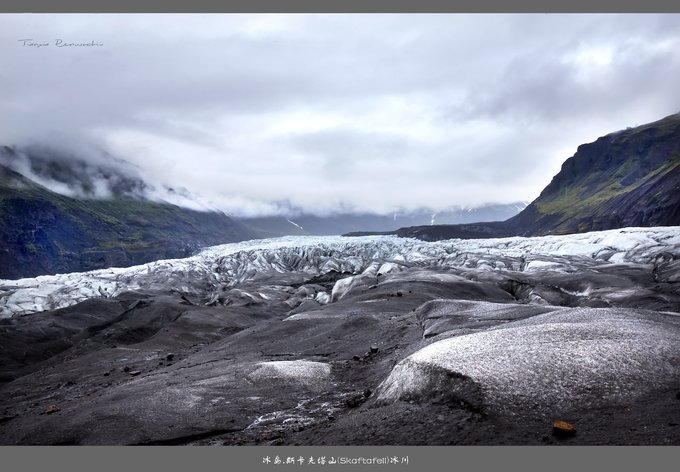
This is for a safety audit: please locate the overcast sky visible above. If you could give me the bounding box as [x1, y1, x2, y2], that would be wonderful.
[1, 14, 679, 216]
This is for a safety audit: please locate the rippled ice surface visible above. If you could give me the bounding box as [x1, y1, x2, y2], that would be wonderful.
[1, 227, 679, 317]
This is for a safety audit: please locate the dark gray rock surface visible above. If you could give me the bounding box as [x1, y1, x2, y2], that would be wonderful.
[1, 247, 679, 444]
[1, 229, 679, 445]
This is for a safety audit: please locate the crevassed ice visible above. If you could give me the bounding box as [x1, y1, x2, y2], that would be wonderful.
[1, 227, 678, 318]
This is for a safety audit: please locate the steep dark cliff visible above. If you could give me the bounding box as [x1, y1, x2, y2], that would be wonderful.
[508, 113, 680, 235]
[395, 113, 680, 241]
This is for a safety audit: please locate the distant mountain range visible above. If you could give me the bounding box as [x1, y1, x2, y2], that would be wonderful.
[387, 113, 680, 241]
[240, 202, 528, 238]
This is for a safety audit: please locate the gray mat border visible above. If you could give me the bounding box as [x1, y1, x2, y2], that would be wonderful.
[2, 1, 680, 472]
[0, 1, 679, 13]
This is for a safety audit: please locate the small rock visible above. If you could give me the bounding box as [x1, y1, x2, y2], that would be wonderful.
[363, 388, 372, 398]
[345, 394, 366, 408]
[45, 405, 60, 415]
[129, 371, 142, 377]
[166, 353, 175, 361]
[103, 372, 110, 377]
[369, 344, 379, 354]
[552, 420, 577, 437]
[396, 292, 403, 297]
[328, 414, 335, 421]
[123, 366, 131, 372]
[353, 355, 361, 361]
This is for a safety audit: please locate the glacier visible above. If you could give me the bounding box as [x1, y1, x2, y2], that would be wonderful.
[1, 226, 679, 318]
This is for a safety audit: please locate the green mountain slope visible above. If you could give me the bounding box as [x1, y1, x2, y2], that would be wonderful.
[0, 164, 257, 279]
[508, 113, 680, 235]
[393, 113, 680, 241]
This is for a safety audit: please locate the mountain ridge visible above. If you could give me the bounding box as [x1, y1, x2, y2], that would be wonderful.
[389, 113, 680, 241]
[0, 156, 258, 279]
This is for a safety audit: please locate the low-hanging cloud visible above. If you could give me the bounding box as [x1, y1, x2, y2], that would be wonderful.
[1, 13, 679, 216]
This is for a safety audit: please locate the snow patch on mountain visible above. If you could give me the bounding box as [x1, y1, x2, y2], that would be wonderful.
[287, 220, 303, 230]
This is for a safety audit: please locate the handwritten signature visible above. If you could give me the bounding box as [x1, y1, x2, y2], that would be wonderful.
[18, 39, 104, 48]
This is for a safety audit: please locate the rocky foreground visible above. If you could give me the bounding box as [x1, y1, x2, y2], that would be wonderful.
[1, 228, 679, 445]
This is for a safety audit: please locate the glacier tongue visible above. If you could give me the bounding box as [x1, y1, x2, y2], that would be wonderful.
[1, 227, 679, 318]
